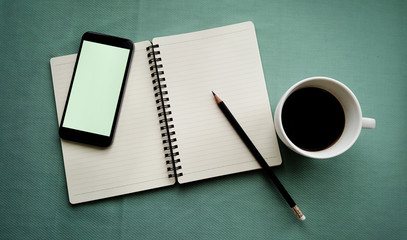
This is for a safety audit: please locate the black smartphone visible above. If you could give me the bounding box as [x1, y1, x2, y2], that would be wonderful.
[59, 32, 134, 147]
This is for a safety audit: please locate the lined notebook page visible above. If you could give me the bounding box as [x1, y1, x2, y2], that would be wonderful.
[51, 41, 175, 204]
[153, 21, 282, 184]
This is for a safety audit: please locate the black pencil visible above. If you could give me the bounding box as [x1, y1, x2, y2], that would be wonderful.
[212, 91, 305, 221]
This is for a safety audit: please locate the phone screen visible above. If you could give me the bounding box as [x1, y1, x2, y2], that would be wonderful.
[62, 41, 130, 136]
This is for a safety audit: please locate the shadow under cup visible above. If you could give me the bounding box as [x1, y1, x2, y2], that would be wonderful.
[274, 77, 374, 159]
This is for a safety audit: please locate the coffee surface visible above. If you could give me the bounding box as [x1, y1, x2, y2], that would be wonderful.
[282, 87, 345, 151]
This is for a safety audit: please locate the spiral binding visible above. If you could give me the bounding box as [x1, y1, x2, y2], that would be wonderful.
[146, 43, 183, 179]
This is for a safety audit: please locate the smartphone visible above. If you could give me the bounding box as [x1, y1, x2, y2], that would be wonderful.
[59, 32, 134, 147]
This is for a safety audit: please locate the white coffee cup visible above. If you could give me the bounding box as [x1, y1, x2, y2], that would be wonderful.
[274, 76, 375, 159]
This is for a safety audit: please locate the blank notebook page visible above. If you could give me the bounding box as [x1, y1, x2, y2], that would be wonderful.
[51, 41, 174, 204]
[153, 21, 282, 184]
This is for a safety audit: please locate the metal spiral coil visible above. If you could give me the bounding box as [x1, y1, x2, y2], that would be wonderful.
[146, 43, 183, 179]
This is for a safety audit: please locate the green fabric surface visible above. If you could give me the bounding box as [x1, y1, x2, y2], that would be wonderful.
[1, 0, 406, 239]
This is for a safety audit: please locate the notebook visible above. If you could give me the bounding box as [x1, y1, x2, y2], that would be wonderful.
[50, 21, 282, 204]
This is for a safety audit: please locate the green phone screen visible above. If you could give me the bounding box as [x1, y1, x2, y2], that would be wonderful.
[62, 40, 130, 136]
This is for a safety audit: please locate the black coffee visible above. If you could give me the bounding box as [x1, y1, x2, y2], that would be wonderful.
[282, 87, 345, 151]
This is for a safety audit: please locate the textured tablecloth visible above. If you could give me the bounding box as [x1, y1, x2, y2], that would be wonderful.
[1, 0, 406, 239]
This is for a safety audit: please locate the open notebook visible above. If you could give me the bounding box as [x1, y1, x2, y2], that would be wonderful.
[51, 21, 282, 204]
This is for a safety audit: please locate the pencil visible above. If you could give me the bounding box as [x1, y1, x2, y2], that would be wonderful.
[212, 91, 305, 221]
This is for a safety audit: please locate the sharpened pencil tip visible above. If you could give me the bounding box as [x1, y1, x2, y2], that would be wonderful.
[212, 92, 222, 104]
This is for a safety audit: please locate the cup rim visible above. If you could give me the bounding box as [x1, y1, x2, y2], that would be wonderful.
[275, 76, 363, 159]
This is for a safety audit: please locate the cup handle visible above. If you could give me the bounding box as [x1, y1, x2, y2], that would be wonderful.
[362, 117, 376, 129]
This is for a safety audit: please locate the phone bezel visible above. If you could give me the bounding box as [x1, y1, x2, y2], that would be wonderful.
[59, 31, 134, 147]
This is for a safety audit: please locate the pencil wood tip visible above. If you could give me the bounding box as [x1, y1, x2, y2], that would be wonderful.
[213, 92, 222, 104]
